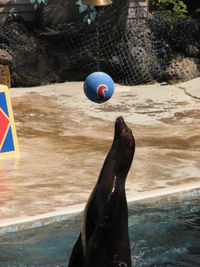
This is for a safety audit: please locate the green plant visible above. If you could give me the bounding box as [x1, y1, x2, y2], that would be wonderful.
[151, 0, 188, 29]
[152, 0, 187, 17]
[76, 0, 97, 25]
[195, 8, 200, 13]
[30, 0, 48, 10]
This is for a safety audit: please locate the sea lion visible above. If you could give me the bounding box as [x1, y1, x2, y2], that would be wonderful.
[68, 116, 135, 267]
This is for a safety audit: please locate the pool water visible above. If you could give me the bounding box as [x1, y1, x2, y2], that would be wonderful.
[0, 193, 199, 267]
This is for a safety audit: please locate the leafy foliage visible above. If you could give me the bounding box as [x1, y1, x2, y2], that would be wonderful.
[151, 0, 188, 30]
[30, 0, 48, 10]
[76, 0, 97, 25]
[151, 0, 187, 17]
[195, 8, 200, 14]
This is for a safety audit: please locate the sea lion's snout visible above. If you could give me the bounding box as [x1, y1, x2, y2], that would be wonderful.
[114, 117, 135, 155]
[116, 116, 124, 124]
[115, 116, 127, 134]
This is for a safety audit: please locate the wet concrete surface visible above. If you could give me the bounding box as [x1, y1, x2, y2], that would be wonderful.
[0, 80, 200, 225]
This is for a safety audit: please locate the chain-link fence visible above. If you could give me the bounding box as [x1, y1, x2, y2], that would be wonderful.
[0, 0, 199, 87]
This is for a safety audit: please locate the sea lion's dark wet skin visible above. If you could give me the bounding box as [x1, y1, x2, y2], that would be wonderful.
[68, 116, 135, 267]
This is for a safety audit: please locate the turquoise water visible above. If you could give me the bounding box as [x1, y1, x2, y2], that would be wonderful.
[0, 192, 200, 267]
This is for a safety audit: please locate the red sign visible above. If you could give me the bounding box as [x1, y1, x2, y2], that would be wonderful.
[0, 108, 9, 148]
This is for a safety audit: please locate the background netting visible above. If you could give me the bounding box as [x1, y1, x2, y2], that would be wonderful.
[0, 0, 199, 87]
[42, 0, 169, 85]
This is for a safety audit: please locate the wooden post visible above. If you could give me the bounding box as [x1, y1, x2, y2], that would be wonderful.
[0, 49, 12, 88]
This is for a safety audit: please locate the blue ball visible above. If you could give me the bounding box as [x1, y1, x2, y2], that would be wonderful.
[84, 72, 114, 104]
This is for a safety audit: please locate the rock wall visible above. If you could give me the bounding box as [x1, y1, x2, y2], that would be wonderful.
[0, 0, 199, 87]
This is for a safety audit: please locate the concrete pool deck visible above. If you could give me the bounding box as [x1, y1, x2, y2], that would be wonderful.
[0, 78, 200, 227]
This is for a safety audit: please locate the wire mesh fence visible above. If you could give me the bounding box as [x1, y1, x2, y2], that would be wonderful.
[0, 0, 199, 87]
[43, 0, 169, 85]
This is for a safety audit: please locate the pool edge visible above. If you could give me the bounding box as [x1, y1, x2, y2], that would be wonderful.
[0, 186, 200, 235]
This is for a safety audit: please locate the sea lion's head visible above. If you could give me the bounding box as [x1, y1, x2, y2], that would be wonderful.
[112, 116, 135, 179]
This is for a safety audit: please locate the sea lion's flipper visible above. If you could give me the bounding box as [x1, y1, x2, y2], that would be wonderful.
[68, 233, 84, 267]
[84, 187, 122, 267]
[84, 225, 109, 267]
